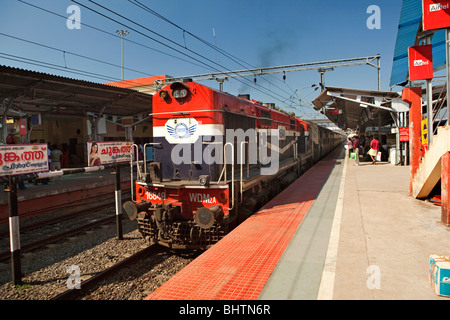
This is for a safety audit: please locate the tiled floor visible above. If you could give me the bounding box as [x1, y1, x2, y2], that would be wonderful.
[146, 150, 340, 300]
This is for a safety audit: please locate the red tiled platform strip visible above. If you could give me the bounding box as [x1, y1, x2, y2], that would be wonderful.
[146, 149, 341, 300]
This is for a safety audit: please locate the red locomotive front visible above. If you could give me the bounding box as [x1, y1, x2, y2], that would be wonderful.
[123, 79, 312, 249]
[124, 80, 239, 249]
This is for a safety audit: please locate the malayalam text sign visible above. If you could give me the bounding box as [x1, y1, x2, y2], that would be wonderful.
[87, 141, 133, 166]
[0, 144, 49, 177]
[399, 127, 410, 142]
[408, 45, 433, 81]
[423, 0, 450, 31]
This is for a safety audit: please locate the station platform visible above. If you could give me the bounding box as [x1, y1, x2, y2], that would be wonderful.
[0, 166, 131, 225]
[146, 146, 450, 300]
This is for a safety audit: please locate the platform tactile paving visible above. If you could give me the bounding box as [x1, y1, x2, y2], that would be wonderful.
[146, 153, 339, 300]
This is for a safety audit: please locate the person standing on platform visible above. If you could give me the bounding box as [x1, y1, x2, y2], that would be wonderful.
[50, 144, 63, 171]
[368, 136, 379, 164]
[61, 143, 69, 168]
[347, 138, 353, 158]
[353, 136, 360, 165]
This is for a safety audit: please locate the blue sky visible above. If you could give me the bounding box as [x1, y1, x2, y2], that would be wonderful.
[0, 0, 404, 119]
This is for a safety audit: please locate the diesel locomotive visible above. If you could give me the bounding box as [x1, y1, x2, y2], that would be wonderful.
[123, 79, 343, 249]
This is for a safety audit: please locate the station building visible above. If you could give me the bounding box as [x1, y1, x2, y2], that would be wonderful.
[0, 66, 168, 167]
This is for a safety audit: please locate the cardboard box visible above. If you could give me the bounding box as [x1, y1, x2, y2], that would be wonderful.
[429, 255, 450, 297]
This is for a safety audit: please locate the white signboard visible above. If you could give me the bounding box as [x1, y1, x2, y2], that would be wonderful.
[0, 144, 49, 177]
[87, 141, 133, 166]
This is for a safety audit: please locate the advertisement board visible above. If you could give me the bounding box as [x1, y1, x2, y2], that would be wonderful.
[399, 127, 410, 142]
[87, 141, 133, 166]
[0, 144, 48, 177]
[422, 119, 429, 145]
[423, 0, 450, 31]
[408, 45, 433, 81]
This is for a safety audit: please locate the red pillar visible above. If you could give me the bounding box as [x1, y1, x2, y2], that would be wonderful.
[402, 87, 422, 195]
[442, 152, 450, 227]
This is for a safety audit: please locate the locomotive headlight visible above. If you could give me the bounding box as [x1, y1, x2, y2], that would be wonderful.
[159, 90, 169, 100]
[172, 88, 188, 99]
[199, 175, 210, 186]
[170, 82, 190, 100]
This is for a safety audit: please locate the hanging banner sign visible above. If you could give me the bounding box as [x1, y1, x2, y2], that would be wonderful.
[87, 141, 133, 166]
[399, 127, 410, 142]
[0, 144, 49, 177]
[422, 0, 450, 31]
[408, 45, 433, 81]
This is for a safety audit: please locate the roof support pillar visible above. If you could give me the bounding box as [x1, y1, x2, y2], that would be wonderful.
[377, 55, 381, 91]
[425, 35, 434, 147]
[125, 126, 133, 142]
[441, 152, 450, 227]
[402, 87, 422, 195]
[83, 105, 106, 142]
[446, 28, 450, 127]
[1, 98, 14, 144]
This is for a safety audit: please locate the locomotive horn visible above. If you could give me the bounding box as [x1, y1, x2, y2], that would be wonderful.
[123, 201, 151, 220]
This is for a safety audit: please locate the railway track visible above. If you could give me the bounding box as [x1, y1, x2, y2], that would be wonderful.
[0, 202, 199, 300]
[0, 191, 131, 263]
[0, 162, 303, 299]
[0, 215, 117, 263]
[51, 245, 159, 300]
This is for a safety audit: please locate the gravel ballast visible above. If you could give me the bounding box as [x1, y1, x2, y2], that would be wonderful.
[0, 219, 199, 300]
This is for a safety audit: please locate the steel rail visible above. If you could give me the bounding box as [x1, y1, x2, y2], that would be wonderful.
[0, 216, 117, 262]
[51, 245, 159, 300]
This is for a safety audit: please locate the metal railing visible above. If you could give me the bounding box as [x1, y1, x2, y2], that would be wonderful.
[129, 143, 162, 202]
[217, 142, 235, 211]
[432, 84, 448, 137]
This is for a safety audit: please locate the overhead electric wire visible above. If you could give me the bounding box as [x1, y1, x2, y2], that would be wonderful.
[13, 0, 317, 113]
[15, 0, 304, 107]
[71, 0, 221, 74]
[76, 0, 304, 106]
[128, 0, 255, 71]
[0, 32, 157, 85]
[0, 52, 123, 83]
[76, 0, 291, 104]
[82, 0, 310, 105]
[16, 0, 211, 72]
[128, 0, 301, 101]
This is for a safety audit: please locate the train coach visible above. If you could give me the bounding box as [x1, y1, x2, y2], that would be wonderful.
[123, 79, 344, 249]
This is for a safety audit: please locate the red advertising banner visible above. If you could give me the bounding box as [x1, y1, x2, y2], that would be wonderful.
[423, 0, 450, 31]
[399, 127, 410, 142]
[0, 144, 49, 177]
[87, 141, 133, 166]
[408, 45, 433, 81]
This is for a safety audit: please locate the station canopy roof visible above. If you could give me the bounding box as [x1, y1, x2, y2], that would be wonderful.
[312, 87, 400, 131]
[390, 0, 447, 88]
[0, 65, 153, 121]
